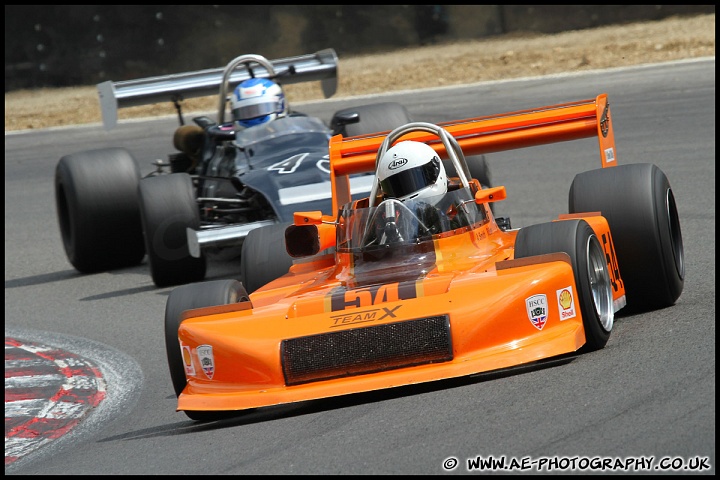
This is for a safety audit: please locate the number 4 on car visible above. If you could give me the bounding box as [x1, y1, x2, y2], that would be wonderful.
[54, 49, 432, 288]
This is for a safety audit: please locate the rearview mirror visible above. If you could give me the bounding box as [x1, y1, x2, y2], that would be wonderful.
[475, 186, 507, 204]
[293, 211, 324, 225]
[285, 222, 337, 258]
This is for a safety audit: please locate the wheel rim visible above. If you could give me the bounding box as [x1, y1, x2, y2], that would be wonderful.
[587, 234, 614, 332]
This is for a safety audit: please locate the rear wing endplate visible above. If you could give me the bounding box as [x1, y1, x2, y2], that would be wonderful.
[97, 48, 338, 130]
[328, 94, 617, 213]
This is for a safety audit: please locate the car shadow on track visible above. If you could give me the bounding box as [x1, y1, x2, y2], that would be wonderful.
[98, 354, 578, 441]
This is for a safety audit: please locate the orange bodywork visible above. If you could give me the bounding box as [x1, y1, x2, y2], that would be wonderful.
[176, 94, 625, 413]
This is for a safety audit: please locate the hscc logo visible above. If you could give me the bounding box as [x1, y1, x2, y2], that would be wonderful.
[525, 294, 548, 330]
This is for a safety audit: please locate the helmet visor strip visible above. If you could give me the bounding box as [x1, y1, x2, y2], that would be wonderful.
[380, 156, 441, 199]
[232, 100, 284, 121]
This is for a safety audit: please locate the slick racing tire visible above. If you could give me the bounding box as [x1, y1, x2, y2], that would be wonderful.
[240, 222, 294, 294]
[443, 154, 494, 213]
[569, 163, 684, 311]
[331, 102, 413, 137]
[55, 147, 145, 273]
[515, 219, 614, 352]
[164, 279, 250, 421]
[443, 154, 492, 190]
[138, 173, 206, 287]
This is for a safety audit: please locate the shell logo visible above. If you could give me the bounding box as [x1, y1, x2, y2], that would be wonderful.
[181, 344, 195, 375]
[559, 289, 572, 309]
[556, 286, 577, 320]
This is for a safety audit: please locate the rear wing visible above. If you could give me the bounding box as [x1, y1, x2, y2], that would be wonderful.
[328, 93, 617, 214]
[97, 48, 338, 130]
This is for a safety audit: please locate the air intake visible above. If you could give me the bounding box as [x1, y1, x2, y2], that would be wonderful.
[282, 315, 452, 385]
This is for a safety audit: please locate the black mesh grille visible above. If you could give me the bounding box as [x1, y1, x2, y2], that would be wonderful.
[282, 315, 452, 385]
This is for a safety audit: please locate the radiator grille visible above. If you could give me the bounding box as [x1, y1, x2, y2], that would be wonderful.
[282, 315, 452, 386]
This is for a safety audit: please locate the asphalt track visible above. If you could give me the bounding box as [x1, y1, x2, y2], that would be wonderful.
[4, 58, 715, 474]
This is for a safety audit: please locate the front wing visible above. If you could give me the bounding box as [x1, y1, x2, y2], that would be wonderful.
[177, 254, 585, 413]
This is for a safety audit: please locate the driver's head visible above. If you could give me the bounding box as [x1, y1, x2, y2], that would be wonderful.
[377, 141, 447, 204]
[231, 78, 288, 128]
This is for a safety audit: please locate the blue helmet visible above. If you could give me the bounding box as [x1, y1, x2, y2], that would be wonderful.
[231, 78, 287, 128]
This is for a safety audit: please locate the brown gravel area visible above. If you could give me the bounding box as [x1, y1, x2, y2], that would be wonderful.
[4, 13, 714, 132]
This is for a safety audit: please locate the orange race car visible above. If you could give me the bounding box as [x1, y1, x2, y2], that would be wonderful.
[164, 94, 685, 421]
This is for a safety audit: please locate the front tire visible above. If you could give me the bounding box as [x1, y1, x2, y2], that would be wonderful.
[240, 222, 294, 294]
[138, 173, 206, 287]
[164, 279, 250, 421]
[515, 219, 614, 352]
[569, 163, 684, 311]
[54, 148, 145, 272]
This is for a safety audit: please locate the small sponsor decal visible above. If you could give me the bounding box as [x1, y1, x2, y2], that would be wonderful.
[181, 344, 195, 376]
[526, 294, 548, 330]
[600, 103, 610, 138]
[556, 286, 577, 320]
[388, 157, 408, 170]
[330, 305, 401, 327]
[604, 147, 615, 163]
[196, 344, 215, 379]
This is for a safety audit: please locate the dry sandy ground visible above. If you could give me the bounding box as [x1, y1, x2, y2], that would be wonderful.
[4, 13, 714, 132]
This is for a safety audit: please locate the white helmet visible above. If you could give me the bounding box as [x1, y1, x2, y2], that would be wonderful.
[377, 141, 447, 203]
[231, 78, 288, 128]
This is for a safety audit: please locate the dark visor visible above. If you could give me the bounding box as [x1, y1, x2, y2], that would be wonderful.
[232, 101, 283, 121]
[380, 156, 441, 199]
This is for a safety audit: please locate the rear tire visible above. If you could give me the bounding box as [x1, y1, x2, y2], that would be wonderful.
[569, 163, 684, 311]
[164, 279, 250, 421]
[515, 219, 614, 352]
[443, 154, 492, 190]
[444, 154, 494, 213]
[240, 222, 294, 294]
[331, 102, 413, 137]
[138, 173, 206, 287]
[54, 148, 145, 272]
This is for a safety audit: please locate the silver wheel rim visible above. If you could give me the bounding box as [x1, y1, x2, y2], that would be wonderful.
[587, 234, 614, 331]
